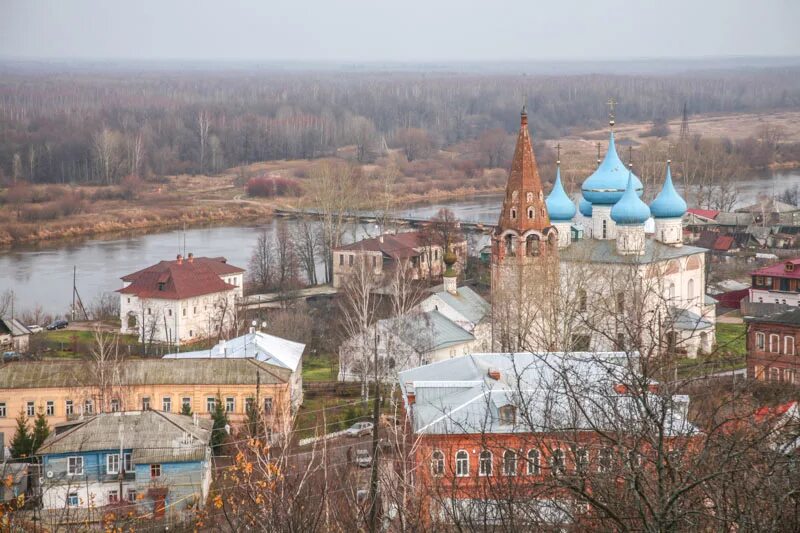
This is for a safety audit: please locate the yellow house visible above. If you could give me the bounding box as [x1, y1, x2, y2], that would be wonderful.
[0, 359, 293, 441]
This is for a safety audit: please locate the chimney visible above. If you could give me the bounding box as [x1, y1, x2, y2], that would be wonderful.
[379, 235, 384, 244]
[405, 382, 415, 405]
[192, 413, 199, 426]
[487, 369, 501, 381]
[188, 252, 194, 263]
[176, 254, 183, 265]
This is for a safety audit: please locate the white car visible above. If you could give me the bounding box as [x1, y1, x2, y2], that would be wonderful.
[355, 449, 372, 468]
[345, 421, 374, 437]
[27, 325, 43, 334]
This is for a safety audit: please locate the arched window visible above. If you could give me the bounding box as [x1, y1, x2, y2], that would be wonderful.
[510, 208, 517, 220]
[755, 332, 765, 350]
[431, 450, 444, 477]
[527, 207, 534, 219]
[511, 190, 518, 202]
[479, 450, 493, 476]
[498, 405, 516, 425]
[526, 192, 533, 202]
[503, 450, 517, 476]
[575, 448, 589, 472]
[598, 448, 613, 473]
[526, 450, 540, 475]
[504, 234, 516, 256]
[526, 234, 540, 257]
[687, 279, 695, 301]
[667, 282, 676, 301]
[455, 450, 469, 477]
[770, 334, 780, 353]
[127, 313, 137, 329]
[550, 449, 565, 475]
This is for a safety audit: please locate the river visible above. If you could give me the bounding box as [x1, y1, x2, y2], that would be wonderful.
[2, 171, 799, 317]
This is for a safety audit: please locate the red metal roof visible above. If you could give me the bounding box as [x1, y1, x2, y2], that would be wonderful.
[119, 256, 243, 300]
[336, 231, 433, 260]
[712, 235, 735, 251]
[750, 258, 800, 279]
[687, 208, 720, 220]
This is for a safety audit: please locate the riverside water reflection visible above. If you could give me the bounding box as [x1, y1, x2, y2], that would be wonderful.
[2, 171, 799, 316]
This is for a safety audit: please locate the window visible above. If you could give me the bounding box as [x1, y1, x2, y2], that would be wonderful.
[193, 306, 197, 314]
[207, 397, 216, 413]
[550, 449, 565, 475]
[526, 234, 540, 257]
[46, 401, 54, 416]
[225, 397, 235, 413]
[498, 405, 516, 425]
[756, 332, 765, 350]
[479, 450, 492, 476]
[598, 448, 614, 473]
[147, 308, 152, 315]
[68, 492, 79, 507]
[754, 364, 765, 380]
[168, 309, 172, 317]
[27, 401, 35, 417]
[527, 207, 534, 219]
[0, 402, 6, 418]
[150, 464, 162, 478]
[576, 448, 589, 473]
[770, 334, 780, 353]
[571, 334, 591, 352]
[431, 450, 445, 477]
[68, 456, 84, 476]
[123, 453, 132, 473]
[770, 367, 780, 381]
[783, 368, 795, 384]
[687, 279, 695, 300]
[107, 454, 120, 475]
[162, 397, 171, 412]
[127, 489, 137, 503]
[602, 219, 607, 239]
[628, 450, 642, 469]
[527, 450, 540, 475]
[264, 397, 273, 415]
[616, 292, 625, 313]
[65, 400, 73, 416]
[510, 208, 517, 220]
[182, 308, 187, 317]
[84, 399, 94, 414]
[455, 450, 469, 477]
[339, 254, 344, 266]
[110, 399, 120, 412]
[348, 255, 354, 266]
[577, 289, 587, 312]
[182, 397, 191, 412]
[785, 336, 795, 356]
[503, 450, 517, 476]
[245, 397, 254, 413]
[142, 397, 150, 410]
[108, 490, 119, 504]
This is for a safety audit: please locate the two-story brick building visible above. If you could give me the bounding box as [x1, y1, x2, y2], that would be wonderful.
[118, 254, 244, 345]
[749, 258, 800, 306]
[746, 307, 800, 385]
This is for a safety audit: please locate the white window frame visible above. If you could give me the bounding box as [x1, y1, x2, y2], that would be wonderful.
[108, 490, 119, 504]
[479, 450, 493, 476]
[67, 492, 79, 507]
[107, 453, 119, 475]
[527, 449, 540, 475]
[0, 402, 7, 418]
[755, 332, 765, 350]
[225, 397, 235, 413]
[26, 401, 35, 417]
[431, 450, 444, 477]
[127, 489, 137, 503]
[68, 456, 84, 476]
[455, 450, 469, 477]
[503, 450, 517, 476]
[550, 448, 565, 475]
[785, 336, 795, 356]
[46, 400, 55, 416]
[770, 334, 780, 353]
[162, 397, 171, 412]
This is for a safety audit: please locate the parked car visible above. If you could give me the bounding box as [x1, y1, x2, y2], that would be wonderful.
[355, 449, 372, 468]
[2, 351, 18, 361]
[345, 421, 374, 437]
[27, 325, 43, 334]
[46, 319, 68, 331]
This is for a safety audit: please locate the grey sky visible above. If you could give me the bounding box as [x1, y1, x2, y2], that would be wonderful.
[2, 0, 799, 62]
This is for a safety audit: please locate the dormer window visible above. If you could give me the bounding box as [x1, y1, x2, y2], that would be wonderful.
[498, 405, 516, 425]
[786, 262, 795, 272]
[158, 282, 165, 291]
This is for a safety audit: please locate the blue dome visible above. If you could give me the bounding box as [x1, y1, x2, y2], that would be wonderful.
[581, 131, 643, 205]
[579, 196, 592, 217]
[611, 173, 650, 225]
[649, 162, 687, 218]
[546, 165, 576, 221]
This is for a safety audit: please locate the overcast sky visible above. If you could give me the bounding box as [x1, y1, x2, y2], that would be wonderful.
[2, 0, 799, 62]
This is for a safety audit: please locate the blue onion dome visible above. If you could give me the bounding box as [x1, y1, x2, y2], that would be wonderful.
[581, 131, 643, 205]
[579, 196, 593, 217]
[649, 161, 687, 218]
[611, 172, 651, 225]
[546, 164, 577, 221]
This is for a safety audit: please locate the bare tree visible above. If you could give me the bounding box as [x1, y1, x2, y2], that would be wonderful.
[198, 110, 210, 173]
[249, 228, 276, 293]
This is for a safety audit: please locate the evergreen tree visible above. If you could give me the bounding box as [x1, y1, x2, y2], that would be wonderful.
[210, 393, 229, 454]
[180, 402, 192, 416]
[245, 401, 261, 438]
[9, 410, 32, 459]
[31, 408, 51, 455]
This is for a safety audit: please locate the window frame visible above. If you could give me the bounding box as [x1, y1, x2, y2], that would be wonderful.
[755, 331, 765, 350]
[162, 397, 172, 412]
[108, 490, 119, 504]
[107, 453, 120, 475]
[550, 448, 565, 476]
[123, 453, 132, 473]
[479, 449, 493, 477]
[225, 397, 235, 413]
[526, 449, 540, 475]
[26, 401, 35, 417]
[46, 400, 55, 416]
[455, 450, 470, 477]
[67, 492, 79, 507]
[68, 456, 84, 476]
[207, 397, 216, 413]
[770, 334, 780, 353]
[150, 464, 162, 479]
[503, 450, 517, 476]
[0, 402, 7, 418]
[431, 450, 445, 477]
[65, 400, 73, 416]
[785, 336, 795, 356]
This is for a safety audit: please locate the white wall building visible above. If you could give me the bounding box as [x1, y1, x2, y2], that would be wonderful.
[118, 254, 244, 346]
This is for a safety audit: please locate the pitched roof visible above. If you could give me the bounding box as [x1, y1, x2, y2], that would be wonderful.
[750, 258, 800, 280]
[165, 331, 305, 373]
[381, 310, 474, 352]
[745, 307, 800, 326]
[335, 231, 431, 259]
[0, 358, 290, 389]
[694, 231, 719, 250]
[399, 352, 696, 437]
[424, 286, 490, 325]
[686, 208, 720, 221]
[38, 410, 212, 463]
[736, 199, 800, 214]
[712, 234, 736, 251]
[119, 256, 243, 300]
[0, 317, 31, 337]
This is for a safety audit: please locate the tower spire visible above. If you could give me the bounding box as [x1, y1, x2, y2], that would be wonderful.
[607, 97, 617, 129]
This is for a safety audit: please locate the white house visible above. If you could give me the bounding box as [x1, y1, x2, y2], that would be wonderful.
[164, 331, 306, 410]
[418, 283, 491, 351]
[118, 254, 244, 346]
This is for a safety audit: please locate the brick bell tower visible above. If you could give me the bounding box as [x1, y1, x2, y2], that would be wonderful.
[491, 105, 559, 352]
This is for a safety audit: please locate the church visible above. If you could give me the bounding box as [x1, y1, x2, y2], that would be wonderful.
[491, 106, 715, 358]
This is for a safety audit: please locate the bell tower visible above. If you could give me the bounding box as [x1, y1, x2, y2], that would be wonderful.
[491, 105, 559, 352]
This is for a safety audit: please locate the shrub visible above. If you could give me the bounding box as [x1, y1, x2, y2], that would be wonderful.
[245, 175, 302, 198]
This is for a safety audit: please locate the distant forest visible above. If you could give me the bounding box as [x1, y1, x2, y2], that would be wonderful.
[1, 65, 800, 184]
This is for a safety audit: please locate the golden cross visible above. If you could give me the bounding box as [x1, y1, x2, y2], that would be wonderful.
[628, 145, 633, 166]
[607, 98, 617, 126]
[556, 142, 561, 163]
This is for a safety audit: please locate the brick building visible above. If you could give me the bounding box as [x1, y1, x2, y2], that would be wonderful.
[746, 307, 800, 385]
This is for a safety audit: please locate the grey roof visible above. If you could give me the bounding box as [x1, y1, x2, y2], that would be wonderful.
[425, 286, 490, 325]
[736, 200, 800, 214]
[0, 358, 290, 389]
[398, 352, 696, 437]
[668, 307, 715, 331]
[165, 331, 305, 372]
[559, 238, 706, 265]
[744, 307, 800, 326]
[38, 410, 212, 463]
[382, 310, 474, 352]
[0, 317, 31, 337]
[714, 212, 753, 226]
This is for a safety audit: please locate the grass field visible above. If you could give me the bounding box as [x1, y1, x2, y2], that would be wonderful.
[35, 329, 140, 359]
[715, 322, 747, 357]
[676, 322, 747, 378]
[302, 353, 339, 382]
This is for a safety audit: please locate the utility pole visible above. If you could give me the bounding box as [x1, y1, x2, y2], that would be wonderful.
[72, 266, 76, 321]
[368, 329, 381, 533]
